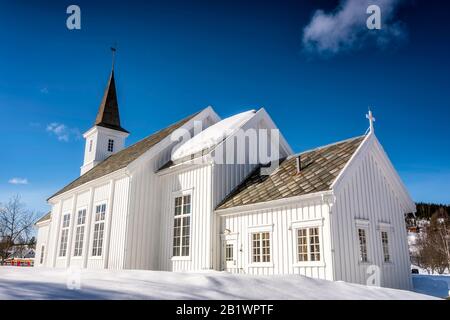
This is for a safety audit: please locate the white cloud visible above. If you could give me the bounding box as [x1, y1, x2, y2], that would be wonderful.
[40, 87, 49, 94]
[302, 0, 407, 56]
[8, 178, 29, 185]
[46, 122, 81, 142]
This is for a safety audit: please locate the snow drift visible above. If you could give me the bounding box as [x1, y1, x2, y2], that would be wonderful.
[0, 267, 437, 300]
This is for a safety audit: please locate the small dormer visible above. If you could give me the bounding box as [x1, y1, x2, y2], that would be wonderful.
[80, 69, 129, 175]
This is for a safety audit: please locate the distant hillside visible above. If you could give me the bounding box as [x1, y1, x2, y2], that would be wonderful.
[415, 202, 450, 220]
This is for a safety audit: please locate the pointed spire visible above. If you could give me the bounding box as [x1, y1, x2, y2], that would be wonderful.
[94, 49, 128, 133]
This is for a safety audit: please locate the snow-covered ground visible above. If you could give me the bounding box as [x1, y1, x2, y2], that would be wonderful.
[0, 267, 438, 300]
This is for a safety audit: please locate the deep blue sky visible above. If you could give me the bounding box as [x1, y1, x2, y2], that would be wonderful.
[1, 0, 449, 215]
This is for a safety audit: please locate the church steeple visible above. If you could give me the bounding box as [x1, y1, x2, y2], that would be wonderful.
[94, 70, 129, 133]
[80, 50, 129, 175]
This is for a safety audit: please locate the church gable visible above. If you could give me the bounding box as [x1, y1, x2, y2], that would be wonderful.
[331, 133, 415, 214]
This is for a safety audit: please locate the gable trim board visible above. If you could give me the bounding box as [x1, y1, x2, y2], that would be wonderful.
[331, 132, 415, 214]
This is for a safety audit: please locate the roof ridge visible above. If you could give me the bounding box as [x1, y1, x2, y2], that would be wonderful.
[113, 110, 201, 154]
[287, 135, 366, 159]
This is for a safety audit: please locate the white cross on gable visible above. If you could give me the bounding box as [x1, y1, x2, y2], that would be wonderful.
[366, 109, 376, 133]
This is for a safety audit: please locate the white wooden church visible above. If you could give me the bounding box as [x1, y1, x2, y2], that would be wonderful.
[35, 67, 415, 290]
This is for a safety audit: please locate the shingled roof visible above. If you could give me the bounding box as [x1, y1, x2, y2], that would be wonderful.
[35, 212, 51, 224]
[48, 112, 198, 200]
[216, 136, 365, 210]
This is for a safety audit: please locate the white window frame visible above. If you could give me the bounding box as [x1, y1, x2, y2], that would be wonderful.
[90, 202, 107, 258]
[171, 189, 193, 261]
[378, 222, 393, 264]
[356, 219, 370, 264]
[291, 218, 325, 267]
[58, 212, 71, 257]
[73, 207, 87, 258]
[40, 245, 45, 265]
[248, 224, 273, 267]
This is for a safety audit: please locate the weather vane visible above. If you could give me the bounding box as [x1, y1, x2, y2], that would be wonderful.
[111, 43, 117, 70]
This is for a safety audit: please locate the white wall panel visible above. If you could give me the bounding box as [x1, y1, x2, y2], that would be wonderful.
[107, 176, 130, 269]
[332, 148, 412, 290]
[218, 200, 332, 280]
[159, 164, 213, 271]
[35, 223, 50, 267]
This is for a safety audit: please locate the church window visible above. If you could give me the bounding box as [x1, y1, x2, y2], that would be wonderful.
[296, 227, 321, 262]
[89, 140, 93, 152]
[173, 194, 191, 257]
[252, 232, 271, 263]
[59, 213, 71, 257]
[381, 231, 390, 263]
[107, 139, 114, 152]
[358, 228, 368, 263]
[73, 209, 86, 257]
[92, 204, 106, 256]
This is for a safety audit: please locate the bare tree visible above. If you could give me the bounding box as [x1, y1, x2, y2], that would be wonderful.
[0, 195, 37, 263]
[414, 208, 450, 274]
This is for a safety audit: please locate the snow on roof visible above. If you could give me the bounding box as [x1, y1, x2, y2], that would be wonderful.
[171, 110, 256, 161]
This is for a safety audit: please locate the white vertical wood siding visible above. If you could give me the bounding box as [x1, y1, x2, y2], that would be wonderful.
[159, 164, 213, 271]
[213, 164, 257, 207]
[35, 223, 50, 267]
[218, 200, 332, 280]
[45, 202, 60, 267]
[123, 115, 216, 270]
[107, 176, 130, 269]
[332, 147, 412, 289]
[124, 163, 160, 270]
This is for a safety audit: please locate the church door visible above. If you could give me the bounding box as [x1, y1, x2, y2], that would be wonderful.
[222, 239, 239, 273]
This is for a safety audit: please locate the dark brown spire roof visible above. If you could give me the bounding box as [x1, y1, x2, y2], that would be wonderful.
[95, 70, 129, 133]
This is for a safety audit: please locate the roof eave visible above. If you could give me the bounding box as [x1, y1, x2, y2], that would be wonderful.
[215, 190, 334, 216]
[47, 167, 130, 203]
